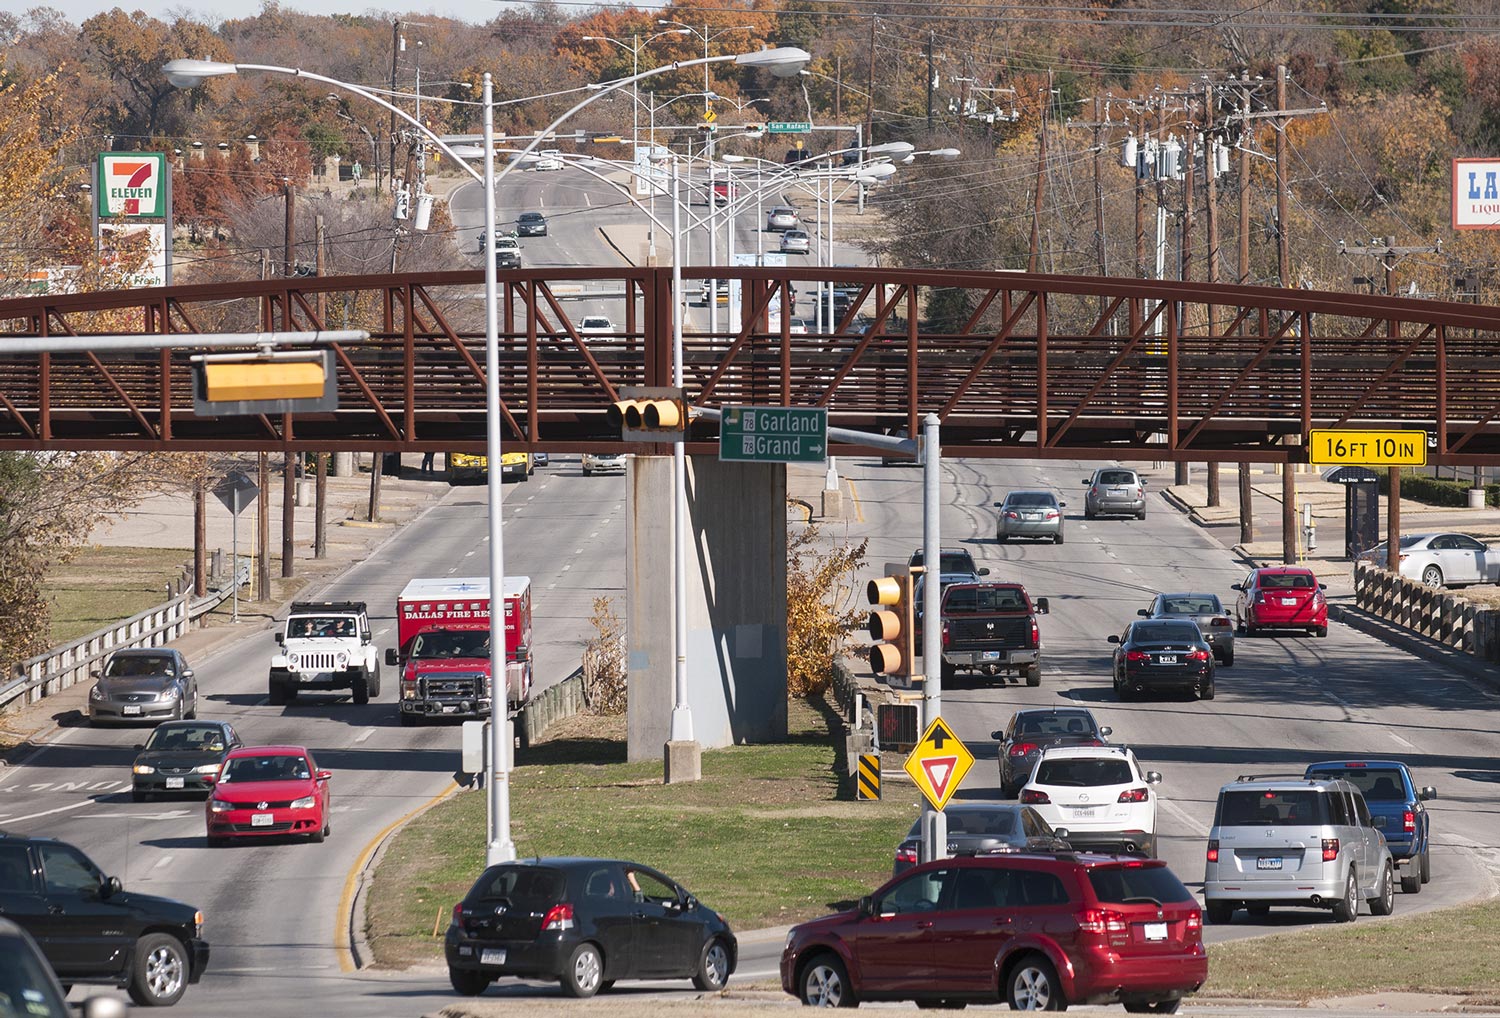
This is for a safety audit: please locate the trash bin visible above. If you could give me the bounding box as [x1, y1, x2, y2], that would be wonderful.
[295, 480, 314, 506]
[1469, 487, 1486, 509]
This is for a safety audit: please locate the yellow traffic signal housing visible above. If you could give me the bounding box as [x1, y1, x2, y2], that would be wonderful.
[867, 571, 916, 677]
[191, 350, 337, 416]
[608, 386, 687, 441]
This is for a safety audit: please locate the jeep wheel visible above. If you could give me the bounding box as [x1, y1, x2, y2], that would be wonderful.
[1332, 869, 1359, 923]
[1370, 860, 1396, 915]
[367, 663, 382, 698]
[128, 933, 190, 1007]
[351, 670, 370, 705]
[268, 679, 287, 706]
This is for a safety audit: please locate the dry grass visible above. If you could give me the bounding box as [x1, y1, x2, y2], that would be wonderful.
[43, 547, 192, 644]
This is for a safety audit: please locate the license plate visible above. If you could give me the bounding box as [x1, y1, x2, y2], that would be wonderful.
[251, 813, 274, 827]
[1257, 856, 1282, 870]
[1024, 513, 1041, 521]
[1158, 654, 1178, 664]
[480, 949, 507, 966]
[442, 705, 458, 714]
[165, 777, 184, 789]
[122, 705, 142, 715]
[982, 651, 1001, 661]
[1143, 922, 1168, 941]
[1071, 806, 1098, 818]
[1281, 597, 1298, 605]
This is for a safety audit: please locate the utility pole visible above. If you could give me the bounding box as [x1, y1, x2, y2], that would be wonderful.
[389, 20, 401, 196]
[866, 17, 877, 146]
[1029, 82, 1048, 273]
[283, 180, 295, 278]
[1339, 237, 1442, 295]
[1176, 98, 1195, 489]
[314, 213, 328, 560]
[1204, 82, 1222, 508]
[926, 32, 936, 132]
[193, 479, 206, 597]
[835, 55, 843, 121]
[1135, 104, 1148, 280]
[1237, 80, 1254, 544]
[282, 449, 295, 578]
[1276, 63, 1295, 565]
[257, 452, 270, 601]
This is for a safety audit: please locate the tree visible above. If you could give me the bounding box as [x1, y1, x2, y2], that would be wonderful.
[786, 521, 867, 698]
[79, 11, 229, 140]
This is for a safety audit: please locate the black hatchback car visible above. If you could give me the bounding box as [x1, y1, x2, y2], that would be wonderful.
[993, 707, 1113, 798]
[132, 720, 244, 801]
[445, 857, 736, 998]
[0, 833, 209, 1006]
[1109, 619, 1216, 700]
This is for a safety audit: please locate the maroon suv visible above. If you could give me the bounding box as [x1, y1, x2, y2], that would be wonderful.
[780, 852, 1206, 1011]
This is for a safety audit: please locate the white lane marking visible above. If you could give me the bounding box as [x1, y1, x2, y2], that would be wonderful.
[1158, 796, 1210, 837]
[375, 627, 389, 637]
[574, 548, 584, 555]
[355, 728, 376, 744]
[1388, 732, 1415, 748]
[152, 855, 174, 870]
[585, 192, 592, 207]
[79, 810, 192, 821]
[589, 532, 599, 538]
[5, 800, 103, 824]
[465, 550, 477, 557]
[562, 564, 572, 572]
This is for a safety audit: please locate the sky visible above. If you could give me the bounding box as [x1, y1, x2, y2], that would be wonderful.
[36, 0, 497, 26]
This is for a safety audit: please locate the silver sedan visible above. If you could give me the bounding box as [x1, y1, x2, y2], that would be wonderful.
[1139, 592, 1235, 666]
[1357, 532, 1500, 588]
[88, 648, 198, 725]
[995, 490, 1067, 544]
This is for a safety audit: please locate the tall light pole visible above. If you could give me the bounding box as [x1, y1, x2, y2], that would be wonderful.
[657, 21, 757, 113]
[582, 29, 691, 157]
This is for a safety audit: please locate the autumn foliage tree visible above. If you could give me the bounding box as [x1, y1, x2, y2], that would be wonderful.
[786, 521, 868, 698]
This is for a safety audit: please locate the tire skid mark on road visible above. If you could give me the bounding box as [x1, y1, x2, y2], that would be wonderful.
[1158, 795, 1211, 838]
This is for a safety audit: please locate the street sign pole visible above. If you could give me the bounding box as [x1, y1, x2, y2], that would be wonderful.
[231, 505, 238, 623]
[921, 413, 945, 864]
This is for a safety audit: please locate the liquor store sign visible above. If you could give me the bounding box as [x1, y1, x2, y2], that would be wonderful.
[97, 153, 167, 218]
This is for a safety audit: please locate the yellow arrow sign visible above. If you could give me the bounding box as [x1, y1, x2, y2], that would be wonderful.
[903, 716, 974, 811]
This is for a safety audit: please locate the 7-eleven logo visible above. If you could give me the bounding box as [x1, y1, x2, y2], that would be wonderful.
[101, 154, 164, 216]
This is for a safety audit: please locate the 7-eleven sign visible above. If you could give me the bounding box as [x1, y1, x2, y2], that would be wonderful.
[97, 153, 167, 217]
[902, 715, 974, 811]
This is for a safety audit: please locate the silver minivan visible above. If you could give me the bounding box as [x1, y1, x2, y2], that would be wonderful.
[1083, 467, 1146, 519]
[1204, 774, 1395, 924]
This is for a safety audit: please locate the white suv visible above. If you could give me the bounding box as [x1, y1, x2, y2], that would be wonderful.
[1020, 745, 1162, 856]
[270, 601, 381, 706]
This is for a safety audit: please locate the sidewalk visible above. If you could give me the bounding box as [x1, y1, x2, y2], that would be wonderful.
[1, 455, 452, 762]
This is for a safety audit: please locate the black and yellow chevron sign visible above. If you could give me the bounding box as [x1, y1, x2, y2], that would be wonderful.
[856, 753, 881, 800]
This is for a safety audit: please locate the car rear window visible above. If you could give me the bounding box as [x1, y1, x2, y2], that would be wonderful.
[1006, 492, 1056, 507]
[948, 811, 1016, 836]
[1305, 767, 1406, 801]
[945, 587, 1026, 612]
[1261, 573, 1315, 589]
[1216, 789, 1331, 826]
[1135, 622, 1200, 642]
[1097, 470, 1137, 485]
[1162, 596, 1220, 614]
[1018, 712, 1094, 737]
[1087, 863, 1194, 905]
[469, 865, 567, 906]
[1034, 757, 1133, 787]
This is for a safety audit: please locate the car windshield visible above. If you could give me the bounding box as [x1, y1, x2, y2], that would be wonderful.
[409, 630, 490, 658]
[582, 318, 611, 328]
[104, 655, 173, 677]
[1034, 757, 1133, 787]
[220, 755, 310, 783]
[1087, 863, 1193, 904]
[144, 725, 225, 753]
[1216, 789, 1331, 826]
[1161, 596, 1221, 614]
[1305, 767, 1406, 800]
[1017, 712, 1095, 738]
[520, 213, 543, 222]
[287, 617, 356, 638]
[1096, 470, 1137, 485]
[0, 937, 69, 1018]
[1006, 492, 1056, 507]
[1135, 622, 1201, 642]
[1261, 573, 1315, 589]
[945, 587, 1026, 612]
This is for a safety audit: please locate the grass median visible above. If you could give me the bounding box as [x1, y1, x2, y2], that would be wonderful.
[44, 546, 191, 644]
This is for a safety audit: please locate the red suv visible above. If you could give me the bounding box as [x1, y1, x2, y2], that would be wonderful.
[780, 852, 1206, 1011]
[1232, 566, 1328, 638]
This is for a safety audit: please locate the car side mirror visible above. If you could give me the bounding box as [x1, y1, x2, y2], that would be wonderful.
[1421, 786, 1437, 801]
[274, 633, 283, 644]
[316, 770, 333, 781]
[1230, 583, 1243, 591]
[1058, 500, 1067, 508]
[990, 730, 1004, 740]
[857, 895, 875, 917]
[1319, 583, 1328, 590]
[1099, 726, 1112, 737]
[91, 670, 101, 680]
[1371, 814, 1387, 828]
[993, 501, 1004, 507]
[183, 669, 194, 679]
[1107, 634, 1121, 644]
[1053, 827, 1070, 840]
[102, 876, 122, 899]
[1137, 609, 1150, 617]
[1145, 771, 1163, 784]
[978, 567, 990, 576]
[385, 648, 399, 666]
[133, 744, 144, 752]
[1034, 597, 1049, 614]
[82, 997, 129, 1018]
[1081, 479, 1090, 485]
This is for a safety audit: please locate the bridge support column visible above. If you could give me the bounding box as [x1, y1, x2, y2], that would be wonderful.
[1238, 463, 1254, 545]
[626, 455, 789, 763]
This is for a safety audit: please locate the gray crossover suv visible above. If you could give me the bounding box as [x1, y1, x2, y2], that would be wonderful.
[1204, 774, 1395, 924]
[1083, 467, 1147, 519]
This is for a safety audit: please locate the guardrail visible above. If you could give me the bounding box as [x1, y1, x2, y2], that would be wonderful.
[519, 668, 584, 747]
[1352, 562, 1500, 663]
[0, 558, 250, 715]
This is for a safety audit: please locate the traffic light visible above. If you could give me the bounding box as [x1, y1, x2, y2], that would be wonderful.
[867, 571, 916, 678]
[607, 386, 687, 441]
[192, 350, 338, 416]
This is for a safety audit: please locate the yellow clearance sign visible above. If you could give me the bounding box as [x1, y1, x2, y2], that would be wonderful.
[903, 716, 974, 811]
[1308, 430, 1427, 467]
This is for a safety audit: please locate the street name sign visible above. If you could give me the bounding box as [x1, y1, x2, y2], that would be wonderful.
[903, 716, 974, 812]
[767, 121, 812, 134]
[1308, 429, 1427, 467]
[719, 406, 828, 464]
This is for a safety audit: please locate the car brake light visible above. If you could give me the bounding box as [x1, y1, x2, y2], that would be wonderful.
[1185, 909, 1202, 931]
[1044, 510, 1059, 520]
[895, 846, 918, 865]
[1118, 787, 1149, 803]
[1029, 618, 1040, 646]
[1009, 742, 1038, 757]
[1188, 648, 1211, 661]
[1342, 762, 1367, 767]
[1020, 789, 1050, 804]
[1006, 511, 1020, 520]
[541, 904, 575, 931]
[452, 903, 464, 924]
[1404, 810, 1416, 832]
[1076, 908, 1127, 934]
[1322, 838, 1339, 862]
[1134, 487, 1143, 497]
[1209, 618, 1230, 627]
[942, 621, 950, 649]
[1090, 486, 1100, 496]
[1125, 650, 1149, 662]
[1206, 839, 1219, 863]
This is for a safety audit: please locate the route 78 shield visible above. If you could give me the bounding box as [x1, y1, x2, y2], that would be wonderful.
[902, 716, 974, 811]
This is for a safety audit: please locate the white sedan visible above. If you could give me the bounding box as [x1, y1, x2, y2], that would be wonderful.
[1358, 531, 1500, 588]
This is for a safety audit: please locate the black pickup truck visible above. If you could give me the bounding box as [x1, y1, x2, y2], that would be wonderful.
[936, 581, 1049, 686]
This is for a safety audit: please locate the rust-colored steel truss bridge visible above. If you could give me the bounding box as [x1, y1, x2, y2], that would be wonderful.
[2, 266, 1499, 464]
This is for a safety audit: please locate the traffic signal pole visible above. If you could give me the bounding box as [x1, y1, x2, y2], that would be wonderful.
[920, 413, 946, 866]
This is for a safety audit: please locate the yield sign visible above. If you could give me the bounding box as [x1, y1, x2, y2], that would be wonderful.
[902, 715, 974, 811]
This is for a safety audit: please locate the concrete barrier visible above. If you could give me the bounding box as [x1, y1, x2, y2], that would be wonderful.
[1353, 562, 1499, 662]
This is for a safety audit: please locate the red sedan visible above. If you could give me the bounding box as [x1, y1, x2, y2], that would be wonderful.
[1232, 566, 1329, 638]
[205, 745, 331, 846]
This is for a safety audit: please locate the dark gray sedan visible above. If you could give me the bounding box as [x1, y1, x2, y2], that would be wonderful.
[131, 720, 243, 801]
[87, 648, 198, 725]
[993, 707, 1113, 798]
[1139, 592, 1236, 665]
[893, 803, 1069, 875]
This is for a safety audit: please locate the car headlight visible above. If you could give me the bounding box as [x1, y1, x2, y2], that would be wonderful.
[194, 910, 204, 938]
[334, 651, 350, 669]
[133, 764, 156, 775]
[194, 763, 222, 775]
[290, 795, 317, 810]
[90, 685, 104, 700]
[209, 798, 234, 813]
[286, 654, 300, 673]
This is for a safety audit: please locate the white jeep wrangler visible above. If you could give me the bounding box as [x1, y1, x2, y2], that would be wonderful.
[269, 600, 381, 705]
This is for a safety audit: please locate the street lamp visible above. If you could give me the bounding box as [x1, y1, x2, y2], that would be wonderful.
[163, 56, 516, 863]
[581, 29, 691, 156]
[657, 21, 758, 112]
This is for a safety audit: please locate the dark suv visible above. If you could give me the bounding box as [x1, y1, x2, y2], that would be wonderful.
[993, 707, 1112, 798]
[445, 857, 736, 998]
[782, 852, 1206, 1011]
[0, 833, 209, 1006]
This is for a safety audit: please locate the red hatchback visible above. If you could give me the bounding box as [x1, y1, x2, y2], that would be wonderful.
[1232, 566, 1328, 638]
[781, 853, 1206, 1011]
[205, 745, 331, 846]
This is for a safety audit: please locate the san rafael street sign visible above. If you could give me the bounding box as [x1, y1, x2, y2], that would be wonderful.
[766, 121, 813, 134]
[719, 405, 828, 464]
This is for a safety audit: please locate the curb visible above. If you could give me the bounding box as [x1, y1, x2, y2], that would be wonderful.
[1328, 603, 1500, 694]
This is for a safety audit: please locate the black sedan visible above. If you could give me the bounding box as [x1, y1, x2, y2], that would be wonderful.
[132, 720, 244, 801]
[893, 803, 1069, 875]
[516, 211, 548, 236]
[992, 707, 1113, 798]
[1109, 619, 1215, 701]
[445, 857, 736, 998]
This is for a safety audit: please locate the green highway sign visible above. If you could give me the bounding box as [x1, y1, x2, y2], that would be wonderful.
[719, 406, 828, 464]
[766, 121, 813, 134]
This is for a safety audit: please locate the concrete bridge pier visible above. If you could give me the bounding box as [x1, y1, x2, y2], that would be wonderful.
[625, 455, 789, 764]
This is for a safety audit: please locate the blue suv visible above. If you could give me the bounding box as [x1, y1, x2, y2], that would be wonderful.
[1303, 760, 1436, 894]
